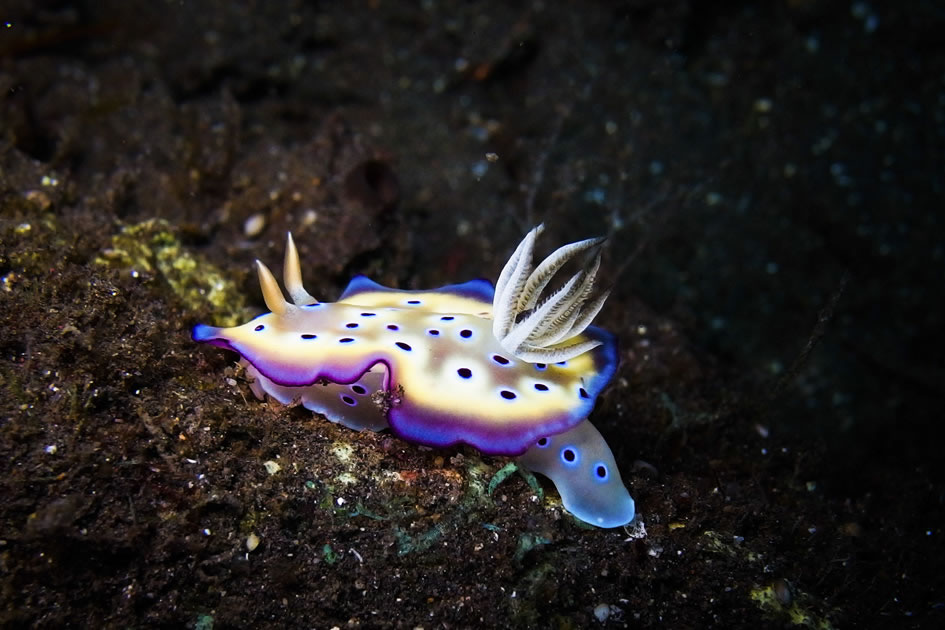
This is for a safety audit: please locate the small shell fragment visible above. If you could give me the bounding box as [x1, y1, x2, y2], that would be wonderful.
[243, 213, 267, 238]
[246, 532, 260, 551]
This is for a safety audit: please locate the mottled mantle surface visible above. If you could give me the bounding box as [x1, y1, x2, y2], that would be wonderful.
[1, 2, 942, 628]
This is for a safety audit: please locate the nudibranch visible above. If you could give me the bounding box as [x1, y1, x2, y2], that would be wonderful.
[192, 226, 635, 528]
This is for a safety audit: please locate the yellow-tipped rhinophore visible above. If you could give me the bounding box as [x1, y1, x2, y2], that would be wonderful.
[255, 260, 289, 316]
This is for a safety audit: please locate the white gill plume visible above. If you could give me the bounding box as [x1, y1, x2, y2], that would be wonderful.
[492, 224, 610, 363]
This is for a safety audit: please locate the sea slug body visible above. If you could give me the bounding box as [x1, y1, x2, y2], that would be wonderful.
[193, 227, 635, 528]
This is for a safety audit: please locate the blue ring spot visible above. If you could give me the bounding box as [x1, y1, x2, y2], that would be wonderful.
[360, 312, 376, 317]
[535, 363, 547, 371]
[387, 324, 399, 331]
[395, 341, 412, 351]
[351, 384, 367, 395]
[300, 333, 317, 340]
[427, 329, 440, 336]
[534, 383, 549, 392]
[440, 316, 455, 321]
[593, 463, 609, 482]
[303, 303, 322, 309]
[500, 390, 516, 400]
[459, 329, 473, 339]
[579, 387, 589, 399]
[339, 337, 355, 344]
[406, 299, 421, 305]
[341, 395, 356, 406]
[346, 322, 359, 329]
[560, 446, 579, 466]
[492, 354, 510, 365]
[536, 437, 550, 448]
[254, 324, 265, 331]
[457, 368, 472, 379]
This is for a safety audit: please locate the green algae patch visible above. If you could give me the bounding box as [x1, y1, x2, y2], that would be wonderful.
[517, 467, 543, 499]
[701, 530, 763, 562]
[487, 462, 519, 495]
[487, 461, 544, 509]
[346, 502, 389, 521]
[702, 532, 835, 629]
[750, 583, 836, 630]
[395, 522, 445, 556]
[95, 219, 247, 325]
[513, 532, 551, 562]
[462, 457, 497, 511]
[322, 544, 338, 565]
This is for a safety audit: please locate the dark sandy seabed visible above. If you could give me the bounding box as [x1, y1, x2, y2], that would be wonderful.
[1, 1, 943, 628]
